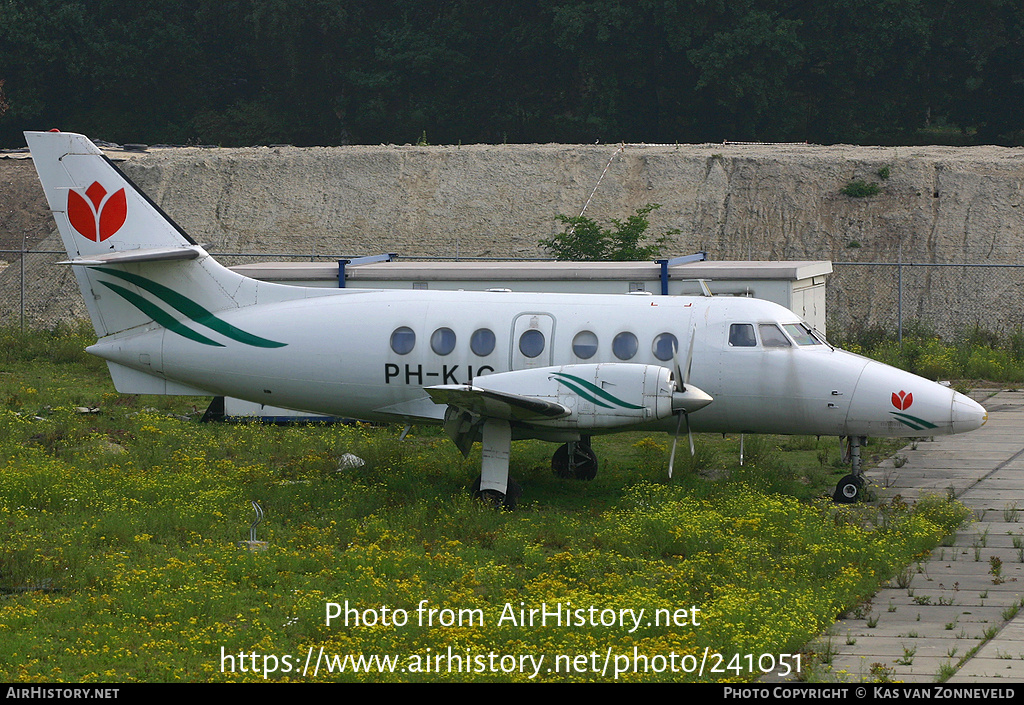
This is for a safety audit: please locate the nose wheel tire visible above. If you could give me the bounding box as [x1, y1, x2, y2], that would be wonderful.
[552, 442, 598, 481]
[833, 474, 864, 504]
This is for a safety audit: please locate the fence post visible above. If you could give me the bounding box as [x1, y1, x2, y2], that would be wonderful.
[897, 244, 903, 346]
[20, 236, 25, 330]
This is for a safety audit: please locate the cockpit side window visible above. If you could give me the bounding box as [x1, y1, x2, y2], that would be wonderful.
[759, 324, 792, 348]
[729, 323, 756, 347]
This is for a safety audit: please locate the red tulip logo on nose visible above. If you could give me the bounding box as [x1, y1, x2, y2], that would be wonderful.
[68, 181, 127, 242]
[891, 390, 913, 411]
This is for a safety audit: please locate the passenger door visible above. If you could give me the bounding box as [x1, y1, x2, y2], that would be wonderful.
[510, 313, 555, 370]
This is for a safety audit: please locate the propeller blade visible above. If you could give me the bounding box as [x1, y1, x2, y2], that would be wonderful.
[671, 343, 684, 392]
[684, 328, 696, 388]
[668, 327, 705, 475]
[686, 411, 695, 456]
[668, 411, 684, 478]
[670, 330, 697, 392]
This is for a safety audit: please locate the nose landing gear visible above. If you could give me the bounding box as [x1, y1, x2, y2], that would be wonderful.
[833, 435, 867, 503]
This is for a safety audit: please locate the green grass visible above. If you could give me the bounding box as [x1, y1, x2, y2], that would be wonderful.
[0, 326, 969, 682]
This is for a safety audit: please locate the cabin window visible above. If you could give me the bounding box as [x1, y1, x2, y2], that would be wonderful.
[519, 329, 545, 358]
[390, 326, 416, 354]
[572, 331, 598, 359]
[470, 328, 496, 356]
[782, 323, 821, 346]
[759, 324, 792, 348]
[729, 323, 756, 347]
[652, 332, 678, 361]
[430, 327, 456, 355]
[612, 331, 638, 360]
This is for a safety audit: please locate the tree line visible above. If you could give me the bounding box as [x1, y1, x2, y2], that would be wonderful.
[2, 0, 1021, 148]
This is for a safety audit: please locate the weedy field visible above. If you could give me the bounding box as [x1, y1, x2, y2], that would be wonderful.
[0, 325, 970, 682]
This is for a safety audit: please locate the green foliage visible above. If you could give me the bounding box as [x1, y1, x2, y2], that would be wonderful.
[2, 1, 1024, 146]
[539, 203, 678, 261]
[0, 321, 96, 366]
[841, 180, 881, 197]
[834, 325, 1024, 383]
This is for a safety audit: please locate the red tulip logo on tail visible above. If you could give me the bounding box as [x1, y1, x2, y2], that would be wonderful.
[891, 390, 913, 411]
[68, 182, 127, 242]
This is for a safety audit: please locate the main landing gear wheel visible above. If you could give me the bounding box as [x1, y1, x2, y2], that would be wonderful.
[471, 476, 521, 511]
[833, 474, 865, 504]
[552, 440, 598, 481]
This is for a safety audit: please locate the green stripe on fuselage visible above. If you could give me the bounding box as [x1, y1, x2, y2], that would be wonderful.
[890, 411, 938, 430]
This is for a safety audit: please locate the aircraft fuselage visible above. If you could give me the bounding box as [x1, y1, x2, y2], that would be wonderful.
[88, 286, 984, 440]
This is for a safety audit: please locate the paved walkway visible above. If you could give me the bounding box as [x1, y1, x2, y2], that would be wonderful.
[809, 389, 1024, 683]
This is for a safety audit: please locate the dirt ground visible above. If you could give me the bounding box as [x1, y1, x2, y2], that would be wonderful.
[0, 158, 52, 254]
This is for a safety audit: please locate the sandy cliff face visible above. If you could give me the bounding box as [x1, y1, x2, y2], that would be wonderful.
[4, 142, 1024, 334]
[115, 143, 1024, 261]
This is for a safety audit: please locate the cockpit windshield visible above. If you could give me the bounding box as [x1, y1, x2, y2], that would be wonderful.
[759, 324, 792, 348]
[782, 323, 822, 346]
[730, 321, 826, 349]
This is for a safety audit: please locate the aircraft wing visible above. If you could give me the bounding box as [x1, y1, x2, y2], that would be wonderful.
[425, 384, 571, 421]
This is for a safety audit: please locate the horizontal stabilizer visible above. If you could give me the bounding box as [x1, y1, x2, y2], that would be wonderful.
[426, 384, 571, 421]
[58, 245, 205, 266]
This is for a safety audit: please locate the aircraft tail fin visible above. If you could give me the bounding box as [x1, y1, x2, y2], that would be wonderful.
[26, 131, 197, 258]
[25, 130, 293, 340]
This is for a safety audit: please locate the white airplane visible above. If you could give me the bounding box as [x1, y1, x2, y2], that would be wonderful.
[26, 130, 988, 507]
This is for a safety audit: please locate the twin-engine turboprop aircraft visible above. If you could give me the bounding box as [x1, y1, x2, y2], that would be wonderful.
[26, 131, 988, 507]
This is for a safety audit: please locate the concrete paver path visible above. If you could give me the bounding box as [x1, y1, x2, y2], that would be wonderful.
[811, 389, 1024, 683]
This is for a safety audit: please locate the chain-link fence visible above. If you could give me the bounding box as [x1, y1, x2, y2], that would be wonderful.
[3, 245, 1023, 341]
[830, 262, 1024, 341]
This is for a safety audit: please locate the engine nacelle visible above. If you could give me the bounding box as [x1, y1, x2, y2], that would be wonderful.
[473, 363, 677, 430]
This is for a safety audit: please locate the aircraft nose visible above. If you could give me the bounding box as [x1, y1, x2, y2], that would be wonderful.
[951, 391, 987, 434]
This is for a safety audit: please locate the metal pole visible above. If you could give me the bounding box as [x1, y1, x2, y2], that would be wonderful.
[20, 235, 26, 330]
[897, 242, 903, 346]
